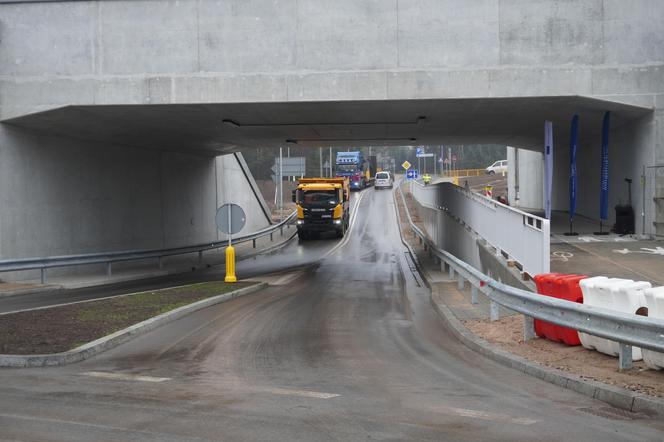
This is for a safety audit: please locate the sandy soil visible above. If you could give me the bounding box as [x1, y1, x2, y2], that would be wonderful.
[465, 316, 664, 398]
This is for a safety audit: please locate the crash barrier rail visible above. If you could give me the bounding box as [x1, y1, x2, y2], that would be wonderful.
[441, 168, 486, 178]
[410, 179, 549, 276]
[397, 181, 664, 370]
[0, 211, 297, 284]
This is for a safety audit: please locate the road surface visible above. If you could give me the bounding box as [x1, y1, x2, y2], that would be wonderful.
[1, 188, 663, 441]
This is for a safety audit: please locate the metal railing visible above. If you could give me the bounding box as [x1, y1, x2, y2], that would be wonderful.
[410, 179, 549, 276]
[398, 181, 664, 370]
[0, 211, 297, 284]
[441, 168, 486, 178]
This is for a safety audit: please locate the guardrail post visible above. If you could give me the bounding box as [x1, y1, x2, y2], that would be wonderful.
[270, 232, 273, 241]
[252, 238, 256, 248]
[448, 266, 455, 280]
[418, 236, 422, 245]
[471, 285, 479, 304]
[490, 300, 500, 321]
[40, 268, 47, 284]
[198, 250, 203, 264]
[457, 274, 464, 290]
[618, 343, 633, 370]
[280, 226, 284, 236]
[440, 260, 445, 272]
[106, 262, 112, 277]
[523, 315, 535, 341]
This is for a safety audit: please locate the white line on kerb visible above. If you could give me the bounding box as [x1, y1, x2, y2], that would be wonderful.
[82, 371, 171, 383]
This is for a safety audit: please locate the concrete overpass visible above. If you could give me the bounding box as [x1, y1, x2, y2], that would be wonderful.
[1, 0, 663, 261]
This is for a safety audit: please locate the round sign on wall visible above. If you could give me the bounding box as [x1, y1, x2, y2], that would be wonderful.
[216, 203, 246, 235]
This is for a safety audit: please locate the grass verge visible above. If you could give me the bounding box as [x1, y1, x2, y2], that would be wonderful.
[0, 281, 254, 355]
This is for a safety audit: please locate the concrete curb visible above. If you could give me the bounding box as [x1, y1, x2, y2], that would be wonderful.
[393, 186, 664, 418]
[0, 282, 268, 368]
[429, 294, 664, 418]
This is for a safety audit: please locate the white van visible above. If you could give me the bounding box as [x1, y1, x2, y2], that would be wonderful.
[374, 171, 393, 189]
[485, 160, 508, 175]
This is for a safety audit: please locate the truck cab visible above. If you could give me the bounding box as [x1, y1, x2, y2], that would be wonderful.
[292, 178, 350, 240]
[335, 151, 377, 190]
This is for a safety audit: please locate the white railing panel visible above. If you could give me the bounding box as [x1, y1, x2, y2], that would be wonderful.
[411, 181, 549, 276]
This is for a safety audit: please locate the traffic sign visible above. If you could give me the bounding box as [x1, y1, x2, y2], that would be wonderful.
[271, 157, 306, 182]
[216, 203, 246, 235]
[406, 169, 419, 180]
[415, 147, 423, 156]
[401, 160, 411, 170]
[418, 153, 434, 158]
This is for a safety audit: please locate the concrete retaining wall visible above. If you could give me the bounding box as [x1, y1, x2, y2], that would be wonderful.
[0, 124, 270, 279]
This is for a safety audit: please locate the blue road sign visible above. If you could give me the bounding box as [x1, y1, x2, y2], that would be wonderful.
[406, 169, 419, 180]
[415, 147, 423, 156]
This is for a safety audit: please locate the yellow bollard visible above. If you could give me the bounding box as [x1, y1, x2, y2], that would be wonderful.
[452, 176, 459, 186]
[224, 245, 237, 283]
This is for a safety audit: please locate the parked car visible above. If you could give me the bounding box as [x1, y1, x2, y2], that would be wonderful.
[374, 171, 393, 189]
[485, 160, 508, 175]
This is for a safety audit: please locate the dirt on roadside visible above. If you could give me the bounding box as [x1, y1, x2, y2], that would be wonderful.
[465, 316, 664, 398]
[0, 281, 253, 355]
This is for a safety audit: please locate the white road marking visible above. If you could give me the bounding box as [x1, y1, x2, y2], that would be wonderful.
[82, 371, 171, 383]
[272, 271, 305, 286]
[321, 188, 368, 260]
[431, 405, 538, 426]
[247, 386, 340, 399]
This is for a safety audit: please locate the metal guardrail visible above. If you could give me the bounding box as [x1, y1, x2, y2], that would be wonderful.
[0, 211, 297, 284]
[397, 181, 664, 370]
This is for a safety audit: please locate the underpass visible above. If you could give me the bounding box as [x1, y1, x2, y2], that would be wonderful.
[2, 187, 663, 441]
[1, 1, 663, 439]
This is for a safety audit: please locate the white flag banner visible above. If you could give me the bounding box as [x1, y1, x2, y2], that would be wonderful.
[544, 121, 554, 219]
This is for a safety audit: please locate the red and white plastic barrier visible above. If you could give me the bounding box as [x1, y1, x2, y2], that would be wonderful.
[643, 286, 664, 370]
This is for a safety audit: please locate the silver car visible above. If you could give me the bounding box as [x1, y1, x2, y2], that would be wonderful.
[374, 171, 393, 189]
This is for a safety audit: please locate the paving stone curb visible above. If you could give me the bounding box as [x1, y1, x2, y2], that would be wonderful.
[393, 186, 664, 418]
[0, 282, 268, 368]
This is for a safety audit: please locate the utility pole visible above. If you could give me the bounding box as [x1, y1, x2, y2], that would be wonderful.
[329, 147, 333, 177]
[319, 147, 323, 177]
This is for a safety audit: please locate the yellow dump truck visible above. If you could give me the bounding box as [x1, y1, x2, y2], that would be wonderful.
[292, 178, 350, 240]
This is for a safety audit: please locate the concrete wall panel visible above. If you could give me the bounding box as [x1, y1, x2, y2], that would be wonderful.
[387, 70, 491, 99]
[295, 0, 397, 70]
[498, 0, 604, 65]
[602, 0, 664, 64]
[0, 2, 95, 76]
[0, 126, 269, 264]
[99, 0, 199, 75]
[397, 0, 499, 68]
[198, 0, 297, 73]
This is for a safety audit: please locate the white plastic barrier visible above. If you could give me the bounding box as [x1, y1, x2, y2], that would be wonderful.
[579, 277, 651, 360]
[643, 286, 664, 370]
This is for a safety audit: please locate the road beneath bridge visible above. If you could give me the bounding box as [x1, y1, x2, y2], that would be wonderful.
[1, 188, 662, 441]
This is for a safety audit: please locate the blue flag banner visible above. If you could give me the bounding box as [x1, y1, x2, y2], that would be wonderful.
[599, 112, 610, 220]
[544, 121, 553, 219]
[569, 115, 579, 220]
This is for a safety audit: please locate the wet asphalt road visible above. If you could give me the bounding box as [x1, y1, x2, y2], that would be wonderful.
[1, 188, 664, 441]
